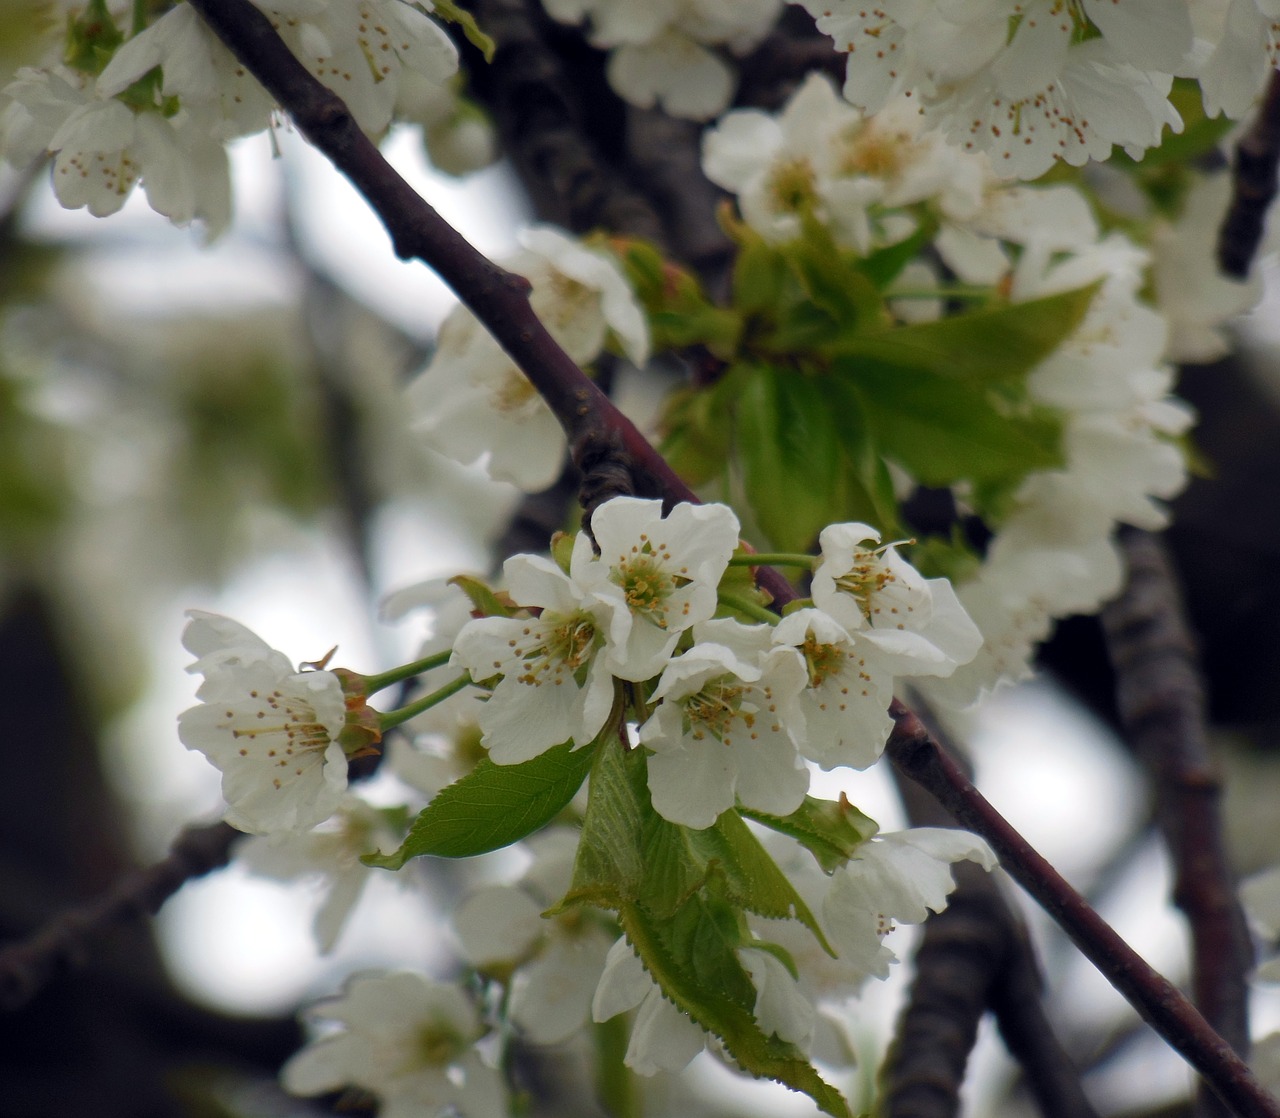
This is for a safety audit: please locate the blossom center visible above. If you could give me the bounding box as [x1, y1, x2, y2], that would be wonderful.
[511, 611, 599, 688]
[491, 366, 539, 413]
[801, 635, 844, 689]
[227, 687, 333, 788]
[414, 1021, 466, 1069]
[766, 157, 818, 214]
[611, 535, 690, 627]
[832, 544, 912, 623]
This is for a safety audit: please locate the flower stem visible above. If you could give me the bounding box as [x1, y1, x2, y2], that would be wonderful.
[717, 592, 780, 625]
[362, 649, 454, 695]
[378, 674, 471, 732]
[727, 552, 815, 569]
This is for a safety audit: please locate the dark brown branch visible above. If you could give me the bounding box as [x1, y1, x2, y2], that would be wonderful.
[0, 820, 240, 1012]
[887, 727, 1099, 1118]
[886, 701, 1278, 1118]
[468, 0, 666, 242]
[1101, 527, 1253, 1118]
[1218, 70, 1280, 278]
[185, 7, 1276, 1111]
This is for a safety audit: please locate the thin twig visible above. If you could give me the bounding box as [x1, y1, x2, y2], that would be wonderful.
[0, 820, 240, 1012]
[1101, 527, 1253, 1118]
[184, 7, 1278, 1112]
[886, 701, 1278, 1118]
[1218, 70, 1280, 278]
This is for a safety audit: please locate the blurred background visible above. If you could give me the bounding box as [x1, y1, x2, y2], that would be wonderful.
[7, 10, 1280, 1118]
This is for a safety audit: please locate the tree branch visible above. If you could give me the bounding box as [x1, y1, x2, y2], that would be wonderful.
[1218, 70, 1280, 278]
[0, 820, 240, 1012]
[886, 702, 1277, 1118]
[184, 7, 1278, 1113]
[888, 724, 1100, 1118]
[467, 0, 667, 243]
[1101, 527, 1253, 1118]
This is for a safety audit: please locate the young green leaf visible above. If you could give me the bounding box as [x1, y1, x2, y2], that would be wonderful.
[618, 901, 852, 1118]
[560, 740, 851, 1117]
[737, 366, 844, 552]
[833, 282, 1100, 384]
[837, 358, 1064, 487]
[741, 796, 879, 874]
[362, 736, 600, 868]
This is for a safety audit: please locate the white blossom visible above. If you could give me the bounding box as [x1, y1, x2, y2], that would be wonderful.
[248, 0, 459, 137]
[574, 497, 741, 681]
[771, 608, 895, 770]
[407, 226, 649, 492]
[177, 611, 349, 836]
[1, 67, 232, 233]
[542, 0, 782, 119]
[591, 937, 709, 1074]
[238, 795, 404, 952]
[450, 552, 623, 764]
[823, 828, 997, 979]
[639, 618, 809, 828]
[456, 830, 614, 1044]
[799, 0, 1191, 178]
[282, 971, 507, 1118]
[812, 523, 982, 677]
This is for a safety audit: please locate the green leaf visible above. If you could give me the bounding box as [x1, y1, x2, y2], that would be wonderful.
[560, 741, 851, 1117]
[618, 902, 852, 1118]
[737, 366, 843, 551]
[430, 0, 496, 62]
[557, 732, 649, 909]
[702, 811, 836, 956]
[856, 218, 939, 290]
[657, 373, 738, 487]
[741, 796, 879, 874]
[833, 282, 1100, 384]
[448, 573, 516, 618]
[836, 358, 1064, 488]
[362, 736, 600, 868]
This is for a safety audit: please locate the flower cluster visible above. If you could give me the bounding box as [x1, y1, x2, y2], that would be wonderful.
[794, 0, 1272, 179]
[172, 489, 1001, 1116]
[451, 497, 980, 825]
[0, 0, 473, 232]
[703, 73, 1204, 705]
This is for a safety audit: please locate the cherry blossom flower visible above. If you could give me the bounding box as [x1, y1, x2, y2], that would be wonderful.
[238, 795, 404, 952]
[639, 618, 809, 829]
[1, 67, 232, 232]
[800, 0, 1190, 178]
[248, 0, 459, 137]
[702, 73, 984, 252]
[450, 552, 624, 764]
[771, 607, 895, 770]
[811, 523, 982, 677]
[823, 828, 997, 979]
[573, 497, 741, 681]
[407, 226, 649, 491]
[177, 610, 349, 835]
[454, 829, 614, 1044]
[282, 971, 507, 1118]
[95, 3, 275, 140]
